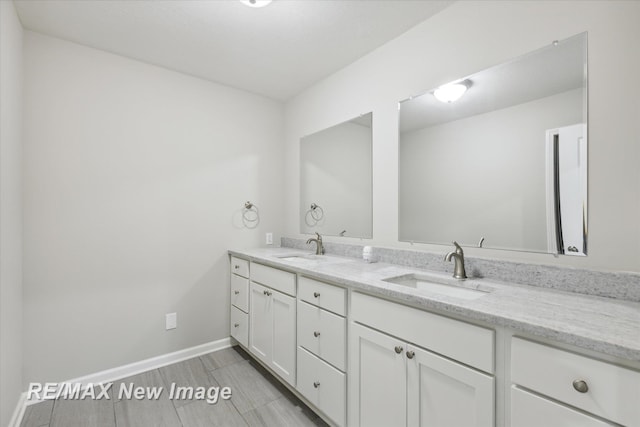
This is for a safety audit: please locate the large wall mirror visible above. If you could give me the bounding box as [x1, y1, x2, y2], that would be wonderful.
[300, 113, 373, 238]
[398, 33, 587, 255]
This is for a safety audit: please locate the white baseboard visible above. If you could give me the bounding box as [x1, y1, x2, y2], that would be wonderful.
[16, 337, 232, 417]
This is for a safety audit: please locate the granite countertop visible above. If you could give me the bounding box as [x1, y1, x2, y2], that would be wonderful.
[229, 247, 640, 362]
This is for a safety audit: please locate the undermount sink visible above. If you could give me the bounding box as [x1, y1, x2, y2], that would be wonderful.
[383, 273, 491, 300]
[277, 254, 318, 260]
[274, 253, 346, 264]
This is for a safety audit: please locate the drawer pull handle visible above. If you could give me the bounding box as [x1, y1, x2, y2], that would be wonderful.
[313, 381, 320, 388]
[234, 323, 240, 328]
[263, 290, 272, 296]
[394, 346, 403, 354]
[406, 350, 415, 359]
[313, 292, 320, 298]
[234, 265, 240, 270]
[314, 331, 321, 337]
[234, 290, 240, 295]
[572, 379, 589, 393]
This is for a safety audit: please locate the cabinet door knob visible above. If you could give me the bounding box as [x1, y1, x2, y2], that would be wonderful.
[406, 350, 415, 359]
[572, 379, 589, 393]
[234, 290, 240, 295]
[313, 381, 321, 388]
[263, 290, 268, 295]
[313, 292, 320, 298]
[234, 323, 239, 328]
[314, 331, 321, 337]
[394, 346, 403, 354]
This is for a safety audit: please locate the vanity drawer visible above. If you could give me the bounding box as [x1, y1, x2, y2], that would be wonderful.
[297, 346, 346, 427]
[230, 274, 249, 313]
[511, 386, 615, 427]
[299, 276, 346, 316]
[297, 300, 346, 371]
[251, 263, 296, 296]
[352, 292, 494, 373]
[230, 306, 248, 348]
[511, 337, 640, 426]
[230, 256, 249, 278]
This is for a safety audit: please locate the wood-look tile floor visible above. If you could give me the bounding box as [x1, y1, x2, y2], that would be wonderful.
[21, 346, 328, 427]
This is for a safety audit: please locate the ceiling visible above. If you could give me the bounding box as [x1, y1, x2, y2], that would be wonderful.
[14, 0, 453, 101]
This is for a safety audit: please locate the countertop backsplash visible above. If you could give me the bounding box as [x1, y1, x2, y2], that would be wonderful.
[282, 237, 640, 302]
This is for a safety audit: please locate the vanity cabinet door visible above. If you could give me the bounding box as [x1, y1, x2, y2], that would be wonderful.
[249, 281, 296, 386]
[349, 323, 407, 427]
[271, 289, 296, 385]
[249, 282, 271, 364]
[407, 344, 494, 427]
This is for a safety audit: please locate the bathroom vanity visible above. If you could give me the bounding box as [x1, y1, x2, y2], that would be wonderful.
[228, 246, 640, 427]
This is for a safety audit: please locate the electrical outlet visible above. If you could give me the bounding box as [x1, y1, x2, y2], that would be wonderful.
[166, 313, 177, 330]
[266, 232, 273, 245]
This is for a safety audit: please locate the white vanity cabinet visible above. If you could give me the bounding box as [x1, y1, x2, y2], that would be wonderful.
[296, 277, 347, 426]
[249, 263, 296, 386]
[349, 292, 495, 427]
[229, 250, 639, 427]
[510, 337, 640, 427]
[229, 256, 250, 347]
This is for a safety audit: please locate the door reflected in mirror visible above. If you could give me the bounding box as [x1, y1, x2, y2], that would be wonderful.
[398, 33, 587, 255]
[300, 113, 373, 238]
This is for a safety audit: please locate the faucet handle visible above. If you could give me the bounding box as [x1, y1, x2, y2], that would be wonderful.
[315, 232, 322, 241]
[452, 241, 463, 254]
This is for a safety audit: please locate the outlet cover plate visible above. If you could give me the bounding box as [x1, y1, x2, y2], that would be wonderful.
[166, 313, 177, 330]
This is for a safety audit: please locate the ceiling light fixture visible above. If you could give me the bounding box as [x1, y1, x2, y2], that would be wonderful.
[433, 80, 471, 103]
[240, 0, 273, 8]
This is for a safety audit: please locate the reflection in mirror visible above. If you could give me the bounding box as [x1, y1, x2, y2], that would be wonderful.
[399, 33, 587, 255]
[300, 113, 373, 238]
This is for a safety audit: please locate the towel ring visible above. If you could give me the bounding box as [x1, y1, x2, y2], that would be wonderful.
[310, 203, 324, 221]
[242, 201, 259, 228]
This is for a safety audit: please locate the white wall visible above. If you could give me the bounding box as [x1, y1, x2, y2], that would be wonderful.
[23, 31, 284, 385]
[301, 120, 372, 238]
[399, 89, 583, 252]
[284, 1, 640, 273]
[0, 1, 23, 425]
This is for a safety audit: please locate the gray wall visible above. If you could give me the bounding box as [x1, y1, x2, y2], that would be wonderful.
[23, 32, 285, 385]
[284, 1, 640, 273]
[0, 1, 23, 425]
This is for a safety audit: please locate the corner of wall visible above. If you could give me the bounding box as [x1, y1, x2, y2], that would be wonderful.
[0, 1, 24, 426]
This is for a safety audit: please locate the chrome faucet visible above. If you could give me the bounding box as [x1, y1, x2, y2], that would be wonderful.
[306, 232, 324, 255]
[444, 241, 467, 279]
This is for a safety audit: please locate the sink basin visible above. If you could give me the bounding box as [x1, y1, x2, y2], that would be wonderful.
[383, 274, 491, 300]
[274, 253, 347, 264]
[277, 254, 318, 261]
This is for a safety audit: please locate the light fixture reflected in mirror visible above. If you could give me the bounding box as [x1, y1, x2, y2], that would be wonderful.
[240, 0, 273, 8]
[433, 80, 471, 103]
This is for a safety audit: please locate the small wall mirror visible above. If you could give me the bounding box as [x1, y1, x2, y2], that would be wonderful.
[398, 33, 587, 255]
[300, 113, 373, 238]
